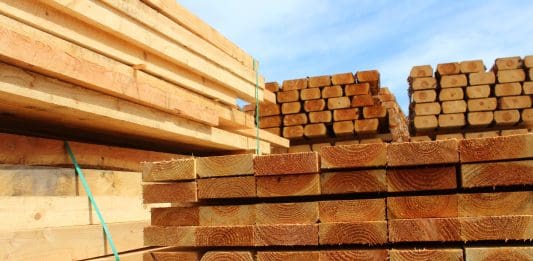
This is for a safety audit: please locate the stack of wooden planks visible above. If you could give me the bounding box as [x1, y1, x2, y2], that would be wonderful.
[0, 132, 188, 260]
[409, 55, 533, 141]
[0, 0, 288, 154]
[142, 133, 532, 260]
[246, 71, 409, 152]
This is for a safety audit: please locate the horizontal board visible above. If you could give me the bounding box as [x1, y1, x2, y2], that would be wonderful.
[459, 134, 533, 163]
[388, 139, 459, 166]
[256, 173, 320, 197]
[256, 202, 318, 224]
[320, 169, 387, 194]
[390, 249, 463, 261]
[143, 182, 197, 203]
[319, 199, 385, 222]
[464, 247, 533, 261]
[319, 222, 387, 245]
[461, 160, 533, 188]
[196, 154, 254, 177]
[320, 144, 387, 169]
[387, 195, 458, 219]
[254, 152, 319, 176]
[142, 158, 195, 181]
[199, 205, 256, 226]
[255, 224, 318, 246]
[197, 176, 256, 199]
[388, 218, 461, 242]
[386, 166, 457, 192]
[459, 192, 533, 217]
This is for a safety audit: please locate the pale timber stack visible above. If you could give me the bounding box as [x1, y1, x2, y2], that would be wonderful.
[142, 133, 533, 260]
[246, 71, 409, 153]
[409, 55, 533, 141]
[0, 0, 289, 154]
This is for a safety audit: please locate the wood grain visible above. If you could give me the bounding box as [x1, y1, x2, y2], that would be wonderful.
[283, 113, 308, 126]
[410, 65, 433, 78]
[142, 158, 195, 182]
[495, 56, 522, 70]
[196, 225, 254, 247]
[413, 115, 438, 131]
[321, 169, 387, 194]
[388, 218, 461, 242]
[461, 160, 533, 188]
[411, 77, 437, 90]
[459, 192, 532, 217]
[460, 59, 485, 73]
[196, 154, 253, 177]
[283, 125, 304, 139]
[144, 251, 199, 261]
[495, 82, 522, 97]
[331, 72, 355, 85]
[412, 90, 437, 103]
[254, 152, 319, 175]
[439, 113, 466, 128]
[201, 251, 253, 261]
[467, 97, 497, 111]
[319, 222, 387, 245]
[257, 251, 319, 261]
[309, 110, 332, 123]
[255, 224, 318, 246]
[265, 82, 280, 92]
[497, 69, 526, 83]
[256, 173, 320, 197]
[437, 62, 460, 75]
[143, 182, 197, 203]
[309, 75, 331, 88]
[319, 250, 389, 261]
[466, 85, 491, 98]
[345, 83, 370, 96]
[322, 86, 343, 98]
[459, 134, 533, 162]
[197, 176, 255, 199]
[460, 215, 533, 241]
[469, 71, 496, 85]
[352, 94, 375, 107]
[282, 78, 307, 91]
[277, 90, 299, 103]
[387, 166, 457, 192]
[327, 97, 351, 109]
[320, 143, 387, 169]
[319, 199, 385, 222]
[440, 74, 467, 88]
[387, 195, 458, 219]
[467, 112, 493, 127]
[304, 99, 326, 112]
[151, 207, 199, 226]
[300, 88, 321, 100]
[259, 103, 281, 116]
[256, 202, 318, 224]
[494, 109, 520, 125]
[199, 205, 255, 226]
[499, 95, 532, 109]
[144, 226, 196, 247]
[387, 139, 459, 166]
[464, 247, 533, 261]
[333, 108, 359, 121]
[390, 249, 463, 261]
[281, 102, 301, 114]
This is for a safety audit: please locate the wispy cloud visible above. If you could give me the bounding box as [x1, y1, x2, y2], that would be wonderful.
[179, 0, 533, 111]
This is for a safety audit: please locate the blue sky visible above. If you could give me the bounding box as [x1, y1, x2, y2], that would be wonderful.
[179, 0, 533, 111]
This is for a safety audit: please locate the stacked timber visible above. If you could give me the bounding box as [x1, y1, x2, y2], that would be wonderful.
[0, 0, 288, 154]
[247, 71, 409, 153]
[142, 133, 533, 260]
[409, 55, 533, 141]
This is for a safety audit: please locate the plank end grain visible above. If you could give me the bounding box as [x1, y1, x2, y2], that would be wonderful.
[390, 249, 463, 261]
[388, 218, 461, 243]
[143, 182, 197, 204]
[142, 158, 195, 181]
[459, 134, 533, 162]
[256, 173, 320, 198]
[144, 226, 196, 247]
[254, 152, 319, 176]
[254, 224, 318, 246]
[196, 225, 254, 247]
[388, 140, 459, 167]
[319, 221, 387, 245]
[197, 176, 255, 199]
[320, 143, 387, 169]
[321, 169, 387, 195]
[196, 154, 254, 177]
[387, 166, 457, 192]
[461, 160, 533, 188]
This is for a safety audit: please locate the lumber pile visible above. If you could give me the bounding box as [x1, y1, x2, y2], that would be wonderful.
[0, 0, 288, 154]
[142, 133, 533, 260]
[245, 71, 409, 152]
[409, 55, 533, 141]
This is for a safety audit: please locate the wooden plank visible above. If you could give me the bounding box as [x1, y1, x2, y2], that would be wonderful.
[495, 82, 522, 96]
[523, 109, 533, 127]
[497, 69, 526, 83]
[199, 205, 255, 226]
[309, 111, 332, 123]
[197, 176, 256, 199]
[333, 108, 359, 121]
[410, 65, 433, 78]
[254, 152, 319, 176]
[288, 144, 312, 153]
[466, 85, 491, 98]
[439, 112, 466, 129]
[256, 202, 318, 224]
[236, 128, 289, 149]
[257, 251, 319, 261]
[333, 121, 354, 136]
[308, 75, 331, 88]
[277, 90, 299, 103]
[283, 125, 304, 139]
[144, 226, 196, 247]
[304, 123, 328, 138]
[255, 224, 318, 246]
[440, 74, 467, 88]
[390, 249, 463, 261]
[201, 252, 253, 261]
[469, 71, 496, 85]
[387, 195, 458, 219]
[0, 166, 76, 196]
[413, 115, 438, 131]
[495, 56, 522, 70]
[281, 102, 301, 114]
[387, 139, 459, 167]
[414, 102, 441, 116]
[259, 116, 282, 128]
[461, 160, 533, 188]
[311, 143, 331, 153]
[499, 95, 532, 109]
[319, 222, 387, 245]
[526, 55, 533, 68]
[354, 119, 379, 134]
[524, 82, 533, 94]
[256, 173, 320, 197]
[388, 218, 461, 242]
[501, 129, 529, 136]
[352, 94, 375, 107]
[106, 221, 148, 255]
[142, 159, 195, 182]
[387, 166, 457, 192]
[411, 77, 437, 90]
[439, 88, 464, 101]
[459, 134, 533, 162]
[322, 85, 343, 98]
[363, 104, 387, 118]
[259, 103, 281, 116]
[442, 100, 467, 113]
[494, 109, 520, 125]
[196, 225, 254, 247]
[282, 78, 307, 91]
[356, 70, 380, 94]
[320, 250, 389, 261]
[144, 251, 200, 261]
[460, 59, 485, 73]
[319, 199, 385, 222]
[437, 62, 460, 76]
[143, 182, 197, 203]
[91, 196, 150, 224]
[304, 99, 326, 112]
[459, 192, 532, 217]
[321, 169, 387, 194]
[345, 83, 370, 96]
[300, 88, 321, 100]
[465, 131, 500, 139]
[265, 82, 280, 92]
[283, 113, 308, 126]
[464, 247, 533, 261]
[331, 72, 355, 85]
[412, 90, 437, 103]
[151, 207, 199, 226]
[327, 97, 351, 109]
[460, 215, 533, 241]
[196, 154, 253, 178]
[320, 143, 387, 169]
[42, 0, 262, 102]
[467, 112, 493, 127]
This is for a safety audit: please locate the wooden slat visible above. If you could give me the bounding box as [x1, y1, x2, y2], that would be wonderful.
[459, 192, 532, 217]
[199, 205, 256, 226]
[464, 247, 533, 261]
[320, 143, 387, 169]
[460, 215, 533, 241]
[259, 103, 281, 116]
[319, 222, 387, 245]
[144, 226, 196, 247]
[319, 199, 385, 222]
[144, 250, 200, 261]
[196, 154, 254, 178]
[459, 134, 533, 162]
[320, 250, 389, 261]
[256, 173, 320, 197]
[197, 176, 256, 199]
[387, 166, 457, 192]
[387, 195, 458, 219]
[196, 225, 254, 247]
[390, 249, 463, 261]
[142, 158, 195, 182]
[0, 166, 76, 196]
[256, 202, 319, 224]
[257, 251, 319, 261]
[238, 127, 288, 149]
[461, 160, 533, 188]
[143, 182, 197, 203]
[201, 252, 253, 261]
[151, 207, 199, 226]
[388, 218, 461, 242]
[387, 139, 459, 166]
[254, 152, 319, 176]
[255, 224, 318, 246]
[467, 112, 493, 127]
[106, 221, 148, 255]
[320, 169, 387, 194]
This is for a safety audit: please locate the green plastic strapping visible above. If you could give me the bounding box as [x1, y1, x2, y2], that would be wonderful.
[254, 59, 260, 155]
[64, 141, 120, 261]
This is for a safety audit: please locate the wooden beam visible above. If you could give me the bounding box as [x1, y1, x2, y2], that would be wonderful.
[255, 224, 318, 246]
[319, 222, 387, 245]
[196, 226, 254, 247]
[460, 215, 533, 241]
[308, 75, 331, 88]
[144, 226, 196, 247]
[256, 173, 320, 197]
[387, 139, 459, 167]
[411, 77, 437, 90]
[254, 152, 319, 176]
[331, 72, 355, 85]
[459, 134, 533, 162]
[387, 166, 457, 192]
[410, 65, 433, 78]
[144, 251, 200, 261]
[151, 207, 199, 226]
[412, 90, 437, 103]
[256, 202, 319, 224]
[319, 199, 385, 222]
[460, 59, 485, 73]
[143, 182, 197, 203]
[440, 74, 467, 88]
[464, 247, 533, 261]
[282, 78, 308, 91]
[497, 69, 526, 83]
[461, 160, 533, 188]
[320, 250, 388, 261]
[320, 169, 387, 195]
[301, 88, 321, 100]
[389, 218, 461, 242]
[436, 62, 460, 76]
[199, 205, 256, 226]
[469, 71, 496, 85]
[142, 158, 195, 182]
[257, 251, 319, 261]
[466, 85, 491, 98]
[387, 195, 458, 219]
[459, 192, 532, 217]
[197, 176, 256, 199]
[201, 252, 253, 261]
[196, 154, 254, 178]
[320, 143, 387, 169]
[390, 249, 463, 261]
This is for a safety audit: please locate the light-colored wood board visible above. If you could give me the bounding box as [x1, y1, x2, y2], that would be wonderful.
[464, 247, 533, 261]
[309, 110, 332, 123]
[255, 224, 318, 246]
[259, 115, 281, 128]
[345, 83, 370, 96]
[460, 59, 485, 73]
[201, 251, 253, 261]
[390, 249, 463, 261]
[199, 205, 255, 226]
[319, 250, 389, 261]
[387, 139, 459, 166]
[499, 95, 532, 109]
[387, 166, 457, 192]
[331, 72, 355, 85]
[497, 69, 526, 83]
[196, 226, 254, 247]
[197, 176, 256, 199]
[91, 196, 150, 224]
[461, 160, 533, 188]
[254, 152, 319, 176]
[304, 123, 328, 138]
[363, 104, 387, 119]
[388, 218, 461, 242]
[321, 169, 387, 194]
[281, 102, 301, 114]
[256, 202, 318, 224]
[106, 221, 148, 255]
[265, 82, 280, 92]
[440, 74, 467, 88]
[442, 100, 467, 114]
[465, 131, 500, 139]
[322, 85, 343, 98]
[333, 121, 355, 136]
[151, 207, 199, 226]
[282, 125, 304, 139]
[414, 102, 441, 116]
[501, 129, 529, 136]
[495, 82, 523, 97]
[411, 77, 437, 90]
[320, 143, 387, 169]
[467, 112, 493, 127]
[523, 108, 533, 127]
[143, 182, 197, 203]
[413, 115, 438, 131]
[143, 226, 196, 247]
[282, 78, 307, 91]
[288, 144, 313, 153]
[327, 97, 351, 110]
[466, 85, 491, 99]
[412, 90, 437, 103]
[460, 215, 533, 241]
[469, 71, 495, 85]
[196, 154, 253, 177]
[459, 192, 532, 217]
[495, 56, 522, 70]
[319, 222, 387, 245]
[319, 199, 385, 222]
[308, 75, 332, 88]
[440, 87, 464, 101]
[333, 108, 359, 121]
[257, 251, 319, 261]
[144, 250, 200, 261]
[0, 166, 76, 196]
[467, 97, 497, 112]
[410, 65, 433, 78]
[459, 134, 533, 162]
[277, 90, 299, 103]
[142, 158, 195, 182]
[436, 133, 464, 140]
[387, 195, 458, 219]
[300, 88, 321, 100]
[256, 173, 320, 197]
[304, 99, 326, 112]
[494, 109, 520, 125]
[437, 62, 460, 75]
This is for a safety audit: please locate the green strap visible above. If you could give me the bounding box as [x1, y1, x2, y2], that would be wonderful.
[64, 141, 120, 261]
[254, 59, 260, 155]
